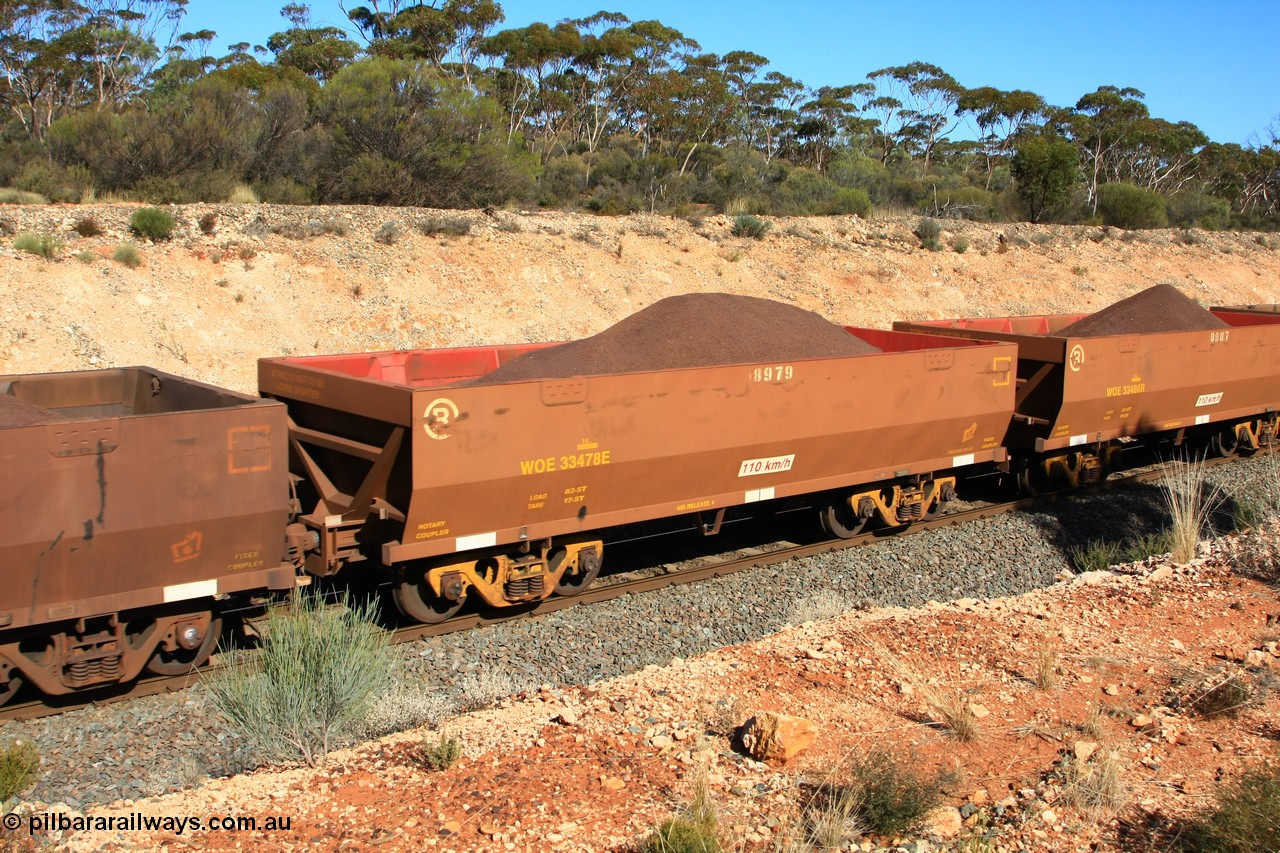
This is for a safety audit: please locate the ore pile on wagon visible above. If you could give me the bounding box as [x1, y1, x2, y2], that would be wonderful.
[476, 293, 881, 382]
[1056, 283, 1229, 336]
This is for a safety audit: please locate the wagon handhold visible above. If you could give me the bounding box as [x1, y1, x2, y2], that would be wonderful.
[738, 711, 818, 761]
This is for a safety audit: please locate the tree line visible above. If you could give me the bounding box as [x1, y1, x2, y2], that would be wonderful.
[2, 0, 1277, 229]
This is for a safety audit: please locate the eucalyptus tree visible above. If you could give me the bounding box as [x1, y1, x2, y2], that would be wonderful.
[865, 61, 962, 173]
[478, 19, 581, 158]
[343, 0, 503, 86]
[740, 70, 804, 163]
[264, 3, 360, 82]
[957, 86, 1047, 188]
[1069, 85, 1149, 213]
[1, 0, 187, 139]
[790, 83, 872, 172]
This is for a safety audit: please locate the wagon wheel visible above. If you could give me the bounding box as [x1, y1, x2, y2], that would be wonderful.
[554, 548, 602, 596]
[818, 500, 868, 539]
[146, 615, 223, 676]
[1209, 425, 1241, 458]
[392, 568, 464, 624]
[1016, 460, 1051, 497]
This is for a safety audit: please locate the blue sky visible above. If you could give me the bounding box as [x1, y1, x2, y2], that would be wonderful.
[180, 0, 1279, 146]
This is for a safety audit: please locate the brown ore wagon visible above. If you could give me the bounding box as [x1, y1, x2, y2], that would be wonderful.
[0, 368, 295, 702]
[259, 328, 1017, 623]
[895, 304, 1280, 492]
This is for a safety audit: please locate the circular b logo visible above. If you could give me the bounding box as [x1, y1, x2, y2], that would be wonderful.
[1068, 344, 1085, 372]
[423, 398, 460, 440]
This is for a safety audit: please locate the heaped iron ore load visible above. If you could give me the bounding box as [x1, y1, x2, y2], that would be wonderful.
[0, 368, 295, 702]
[895, 284, 1280, 491]
[259, 294, 1015, 623]
[475, 293, 881, 382]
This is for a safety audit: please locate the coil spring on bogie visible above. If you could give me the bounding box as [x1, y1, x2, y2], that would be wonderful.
[66, 655, 121, 686]
[897, 501, 923, 523]
[1259, 423, 1275, 446]
[505, 575, 546, 599]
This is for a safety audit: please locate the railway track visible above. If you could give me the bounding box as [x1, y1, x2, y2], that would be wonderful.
[0, 452, 1246, 723]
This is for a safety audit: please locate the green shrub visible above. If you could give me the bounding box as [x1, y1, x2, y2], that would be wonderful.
[1095, 182, 1169, 230]
[925, 185, 998, 221]
[112, 242, 141, 268]
[374, 221, 401, 245]
[0, 187, 48, 204]
[951, 236, 970, 253]
[829, 186, 873, 217]
[73, 217, 103, 237]
[731, 214, 770, 239]
[1124, 530, 1173, 562]
[0, 738, 40, 803]
[129, 176, 191, 204]
[638, 817, 720, 853]
[415, 733, 462, 772]
[914, 217, 944, 250]
[14, 231, 63, 259]
[1167, 191, 1231, 230]
[1071, 539, 1124, 573]
[1181, 762, 1280, 852]
[842, 749, 945, 836]
[203, 591, 392, 767]
[638, 773, 719, 853]
[416, 215, 472, 238]
[75, 249, 96, 264]
[255, 177, 313, 205]
[15, 160, 81, 202]
[129, 207, 177, 242]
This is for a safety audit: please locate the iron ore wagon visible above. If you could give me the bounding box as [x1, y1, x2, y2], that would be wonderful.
[0, 367, 295, 703]
[259, 321, 1017, 623]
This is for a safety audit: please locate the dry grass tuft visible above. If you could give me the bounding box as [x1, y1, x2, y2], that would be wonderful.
[1033, 644, 1060, 690]
[1162, 454, 1223, 563]
[1059, 749, 1125, 811]
[856, 632, 981, 742]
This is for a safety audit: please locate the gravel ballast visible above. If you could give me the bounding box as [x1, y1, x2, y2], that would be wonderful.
[2, 454, 1271, 810]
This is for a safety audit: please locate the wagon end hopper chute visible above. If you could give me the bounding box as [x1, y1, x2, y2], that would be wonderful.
[260, 331, 1016, 618]
[895, 313, 1280, 488]
[0, 367, 295, 702]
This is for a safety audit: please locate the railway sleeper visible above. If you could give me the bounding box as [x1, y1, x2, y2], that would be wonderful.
[0, 608, 218, 698]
